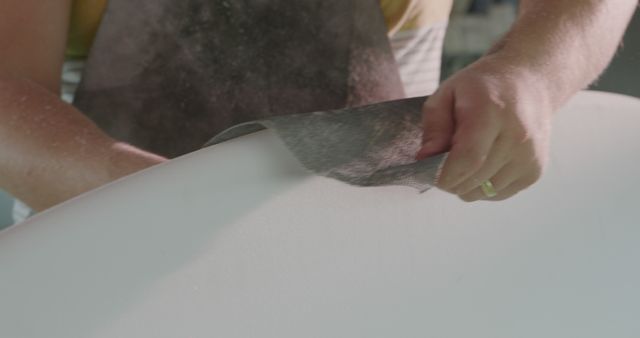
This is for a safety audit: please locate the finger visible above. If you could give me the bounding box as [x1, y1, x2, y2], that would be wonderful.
[457, 162, 516, 202]
[436, 106, 501, 191]
[452, 134, 512, 195]
[458, 165, 536, 202]
[485, 177, 537, 201]
[459, 183, 518, 202]
[488, 161, 522, 191]
[415, 88, 455, 160]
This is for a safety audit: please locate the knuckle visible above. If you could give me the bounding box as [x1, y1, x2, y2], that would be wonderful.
[514, 129, 531, 144]
[503, 125, 530, 144]
[512, 142, 543, 166]
[463, 149, 487, 170]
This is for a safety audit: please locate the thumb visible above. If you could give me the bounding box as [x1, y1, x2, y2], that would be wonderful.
[415, 88, 455, 160]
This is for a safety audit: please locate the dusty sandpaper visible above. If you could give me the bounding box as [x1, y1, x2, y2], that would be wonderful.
[74, 0, 445, 192]
[205, 97, 447, 192]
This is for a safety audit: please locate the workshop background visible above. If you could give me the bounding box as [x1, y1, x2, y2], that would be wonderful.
[0, 0, 638, 230]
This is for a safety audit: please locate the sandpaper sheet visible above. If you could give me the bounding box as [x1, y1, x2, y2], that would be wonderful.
[205, 97, 447, 192]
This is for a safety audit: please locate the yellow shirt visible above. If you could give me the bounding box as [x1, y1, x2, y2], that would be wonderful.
[65, 0, 108, 58]
[379, 0, 452, 35]
[66, 0, 452, 58]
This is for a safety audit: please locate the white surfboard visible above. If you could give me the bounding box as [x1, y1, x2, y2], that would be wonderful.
[1, 91, 639, 338]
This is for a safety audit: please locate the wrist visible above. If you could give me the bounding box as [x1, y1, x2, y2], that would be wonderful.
[478, 51, 571, 112]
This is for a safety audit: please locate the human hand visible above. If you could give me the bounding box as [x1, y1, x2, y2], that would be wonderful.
[415, 55, 554, 202]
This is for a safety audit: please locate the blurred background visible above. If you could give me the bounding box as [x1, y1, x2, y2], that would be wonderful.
[0, 0, 638, 230]
[0, 192, 10, 229]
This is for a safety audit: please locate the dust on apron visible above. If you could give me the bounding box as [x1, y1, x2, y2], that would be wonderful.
[74, 0, 405, 158]
[74, 0, 446, 192]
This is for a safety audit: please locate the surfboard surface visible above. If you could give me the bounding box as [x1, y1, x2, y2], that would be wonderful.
[1, 91, 639, 338]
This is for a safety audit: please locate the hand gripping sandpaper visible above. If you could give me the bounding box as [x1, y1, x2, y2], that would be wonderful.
[205, 97, 447, 192]
[74, 0, 445, 192]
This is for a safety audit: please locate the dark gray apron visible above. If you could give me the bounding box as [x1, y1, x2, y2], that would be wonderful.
[74, 0, 405, 158]
[74, 0, 445, 192]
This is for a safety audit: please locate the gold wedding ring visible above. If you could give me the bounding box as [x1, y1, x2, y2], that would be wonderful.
[481, 180, 498, 198]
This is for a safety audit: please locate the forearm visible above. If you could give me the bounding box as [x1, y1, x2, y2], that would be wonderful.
[0, 77, 166, 211]
[487, 0, 637, 107]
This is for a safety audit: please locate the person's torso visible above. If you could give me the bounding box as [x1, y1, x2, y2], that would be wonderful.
[66, 0, 451, 59]
[62, 0, 451, 106]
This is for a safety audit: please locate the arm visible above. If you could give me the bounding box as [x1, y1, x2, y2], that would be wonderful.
[0, 0, 166, 212]
[488, 0, 638, 107]
[416, 0, 637, 202]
